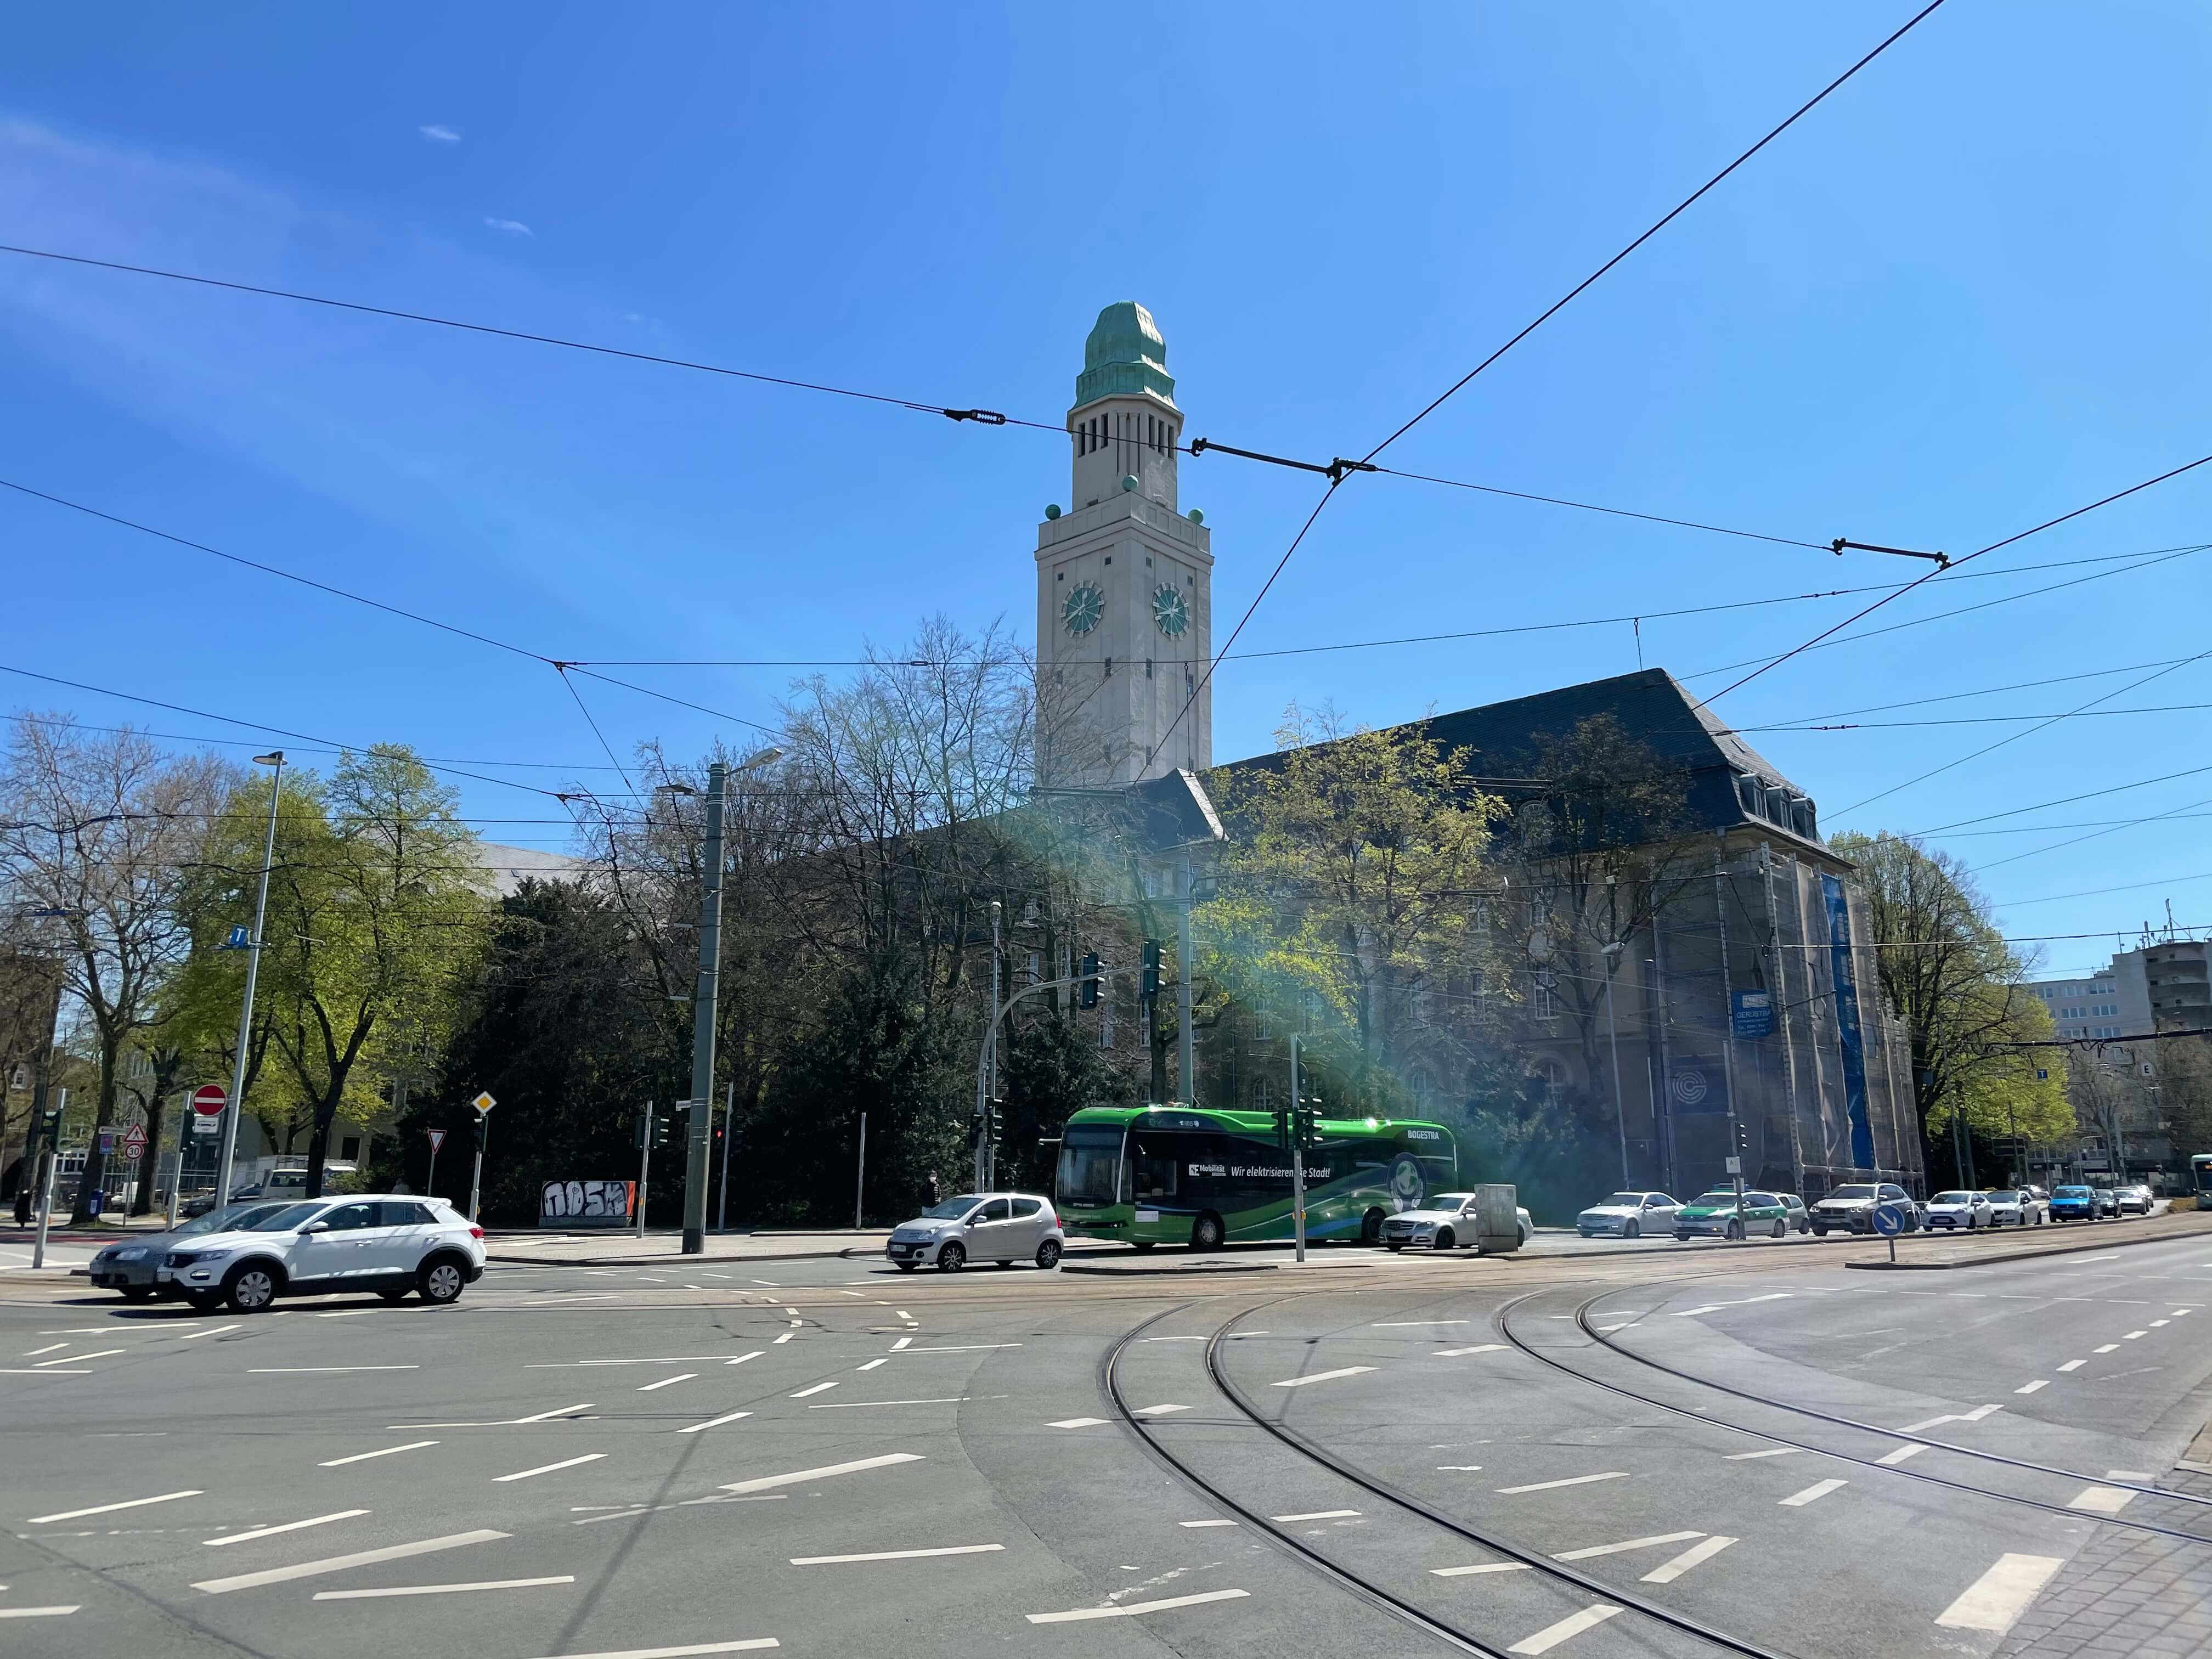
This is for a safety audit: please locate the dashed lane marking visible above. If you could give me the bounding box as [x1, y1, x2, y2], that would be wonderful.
[204, 1510, 368, 1547]
[2057, 1360, 2085, 1372]
[790, 1544, 1003, 1565]
[2015, 1380, 2049, 1395]
[523, 1641, 779, 1656]
[316, 1575, 575, 1600]
[494, 1454, 608, 1483]
[1432, 1562, 1532, 1577]
[1027, 1587, 1249, 1623]
[1435, 1345, 1508, 1357]
[0, 1606, 80, 1618]
[193, 1528, 509, 1594]
[1178, 1519, 1237, 1528]
[637, 1374, 697, 1392]
[1552, 1531, 1703, 1561]
[1048, 1418, 1109, 1429]
[1641, 1536, 1737, 1584]
[35, 1349, 126, 1367]
[249, 1366, 417, 1374]
[1779, 1479, 1848, 1506]
[1875, 1445, 1925, 1466]
[676, 1410, 754, 1435]
[856, 1358, 887, 1371]
[1934, 1554, 2065, 1634]
[2094, 1343, 2119, 1353]
[1508, 1604, 1624, 1656]
[1271, 1367, 1377, 1389]
[1497, 1473, 1629, 1495]
[1271, 1509, 1360, 1522]
[2067, 1485, 2135, 1515]
[319, 1441, 438, 1467]
[1132, 1403, 1190, 1418]
[1897, 1404, 2001, 1434]
[176, 1323, 240, 1340]
[772, 1333, 794, 1345]
[21, 1343, 67, 1357]
[719, 1453, 926, 1495]
[27, 1491, 202, 1525]
[790, 1383, 838, 1400]
[1723, 1447, 1797, 1461]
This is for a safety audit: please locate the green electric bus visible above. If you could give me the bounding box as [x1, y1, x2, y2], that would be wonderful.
[1054, 1103, 1461, 1250]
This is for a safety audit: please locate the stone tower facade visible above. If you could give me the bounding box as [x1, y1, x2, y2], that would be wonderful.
[1035, 302, 1213, 785]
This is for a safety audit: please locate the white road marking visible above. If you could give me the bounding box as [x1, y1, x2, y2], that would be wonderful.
[1876, 1444, 1925, 1466]
[177, 1323, 241, 1340]
[22, 1343, 67, 1356]
[2123, 1330, 2147, 1340]
[1431, 1562, 1532, 1577]
[726, 1352, 762, 1367]
[1434, 1345, 1508, 1357]
[856, 1358, 887, 1371]
[782, 1306, 799, 1316]
[890, 1337, 913, 1350]
[514, 1403, 595, 1423]
[531, 1356, 740, 1368]
[1723, 1447, 1797, 1460]
[317, 1309, 381, 1318]
[27, 1490, 202, 1525]
[2057, 1360, 2085, 1372]
[204, 1510, 369, 1547]
[1642, 1536, 1737, 1583]
[1436, 1465, 1483, 1471]
[1048, 1417, 1108, 1429]
[809, 1396, 996, 1409]
[36, 1349, 125, 1366]
[1133, 1403, 1190, 1417]
[1497, 1472, 1629, 1495]
[2094, 1343, 2118, 1353]
[719, 1453, 924, 1495]
[319, 1441, 437, 1467]
[2149, 1318, 2170, 1327]
[637, 1374, 697, 1392]
[894, 1344, 1022, 1352]
[1271, 1509, 1360, 1522]
[2015, 1380, 2049, 1395]
[249, 1365, 417, 1374]
[0, 1606, 80, 1618]
[488, 1641, 777, 1658]
[2067, 1485, 2135, 1515]
[790, 1382, 838, 1399]
[2070, 1253, 2120, 1262]
[790, 1543, 1003, 1565]
[1508, 1604, 1624, 1655]
[1935, 1554, 2066, 1633]
[2174, 1308, 2194, 1316]
[1178, 1519, 1238, 1528]
[1897, 1404, 2002, 1434]
[317, 1575, 574, 1600]
[1553, 1531, 1702, 1561]
[772, 1333, 794, 1344]
[1373, 1319, 1469, 1327]
[494, 1454, 608, 1483]
[676, 1410, 754, 1435]
[1779, 1479, 1848, 1506]
[1271, 1367, 1377, 1389]
[193, 1528, 509, 1594]
[2106, 1469, 2155, 1480]
[1028, 1588, 1249, 1623]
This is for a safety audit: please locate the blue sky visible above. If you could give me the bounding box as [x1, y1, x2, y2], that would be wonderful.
[2, 2, 2208, 977]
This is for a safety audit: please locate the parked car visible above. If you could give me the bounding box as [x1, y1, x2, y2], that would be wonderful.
[2092, 1186, 2120, 1217]
[1674, 1189, 1795, 1240]
[1575, 1191, 1680, 1238]
[1809, 1182, 1922, 1235]
[1985, 1188, 2045, 1227]
[156, 1195, 485, 1312]
[1923, 1190, 1995, 1231]
[1380, 1193, 1533, 1252]
[885, 1192, 1064, 1272]
[2117, 1183, 2153, 1216]
[2049, 1184, 2100, 1222]
[88, 1203, 298, 1300]
[1778, 1194, 1812, 1233]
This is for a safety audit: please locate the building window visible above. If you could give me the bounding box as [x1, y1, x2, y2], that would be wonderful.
[340, 1136, 361, 1162]
[1533, 1057, 1566, 1099]
[1532, 972, 1558, 1021]
[1252, 1076, 1272, 1113]
[1407, 1067, 1436, 1117]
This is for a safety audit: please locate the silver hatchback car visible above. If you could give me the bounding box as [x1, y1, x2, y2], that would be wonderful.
[887, 1192, 1064, 1272]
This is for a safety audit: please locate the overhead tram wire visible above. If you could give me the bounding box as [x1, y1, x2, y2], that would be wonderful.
[1154, 3, 1951, 762]
[1753, 650, 2207, 727]
[1707, 453, 2212, 700]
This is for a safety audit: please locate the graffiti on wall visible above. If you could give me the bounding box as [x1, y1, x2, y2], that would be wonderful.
[540, 1180, 635, 1228]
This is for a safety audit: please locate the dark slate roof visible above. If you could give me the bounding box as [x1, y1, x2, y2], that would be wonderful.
[1217, 668, 1828, 849]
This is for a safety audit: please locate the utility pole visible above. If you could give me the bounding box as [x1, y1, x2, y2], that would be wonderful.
[1601, 873, 1629, 1189]
[30, 1086, 64, 1271]
[214, 751, 284, 1207]
[854, 1113, 867, 1229]
[681, 760, 727, 1256]
[1714, 846, 1745, 1226]
[716, 1078, 735, 1233]
[636, 1102, 653, 1240]
[1289, 1031, 1306, 1263]
[1178, 848, 1196, 1104]
[975, 899, 1002, 1194]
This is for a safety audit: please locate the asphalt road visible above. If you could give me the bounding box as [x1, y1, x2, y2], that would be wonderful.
[2, 1222, 2207, 1659]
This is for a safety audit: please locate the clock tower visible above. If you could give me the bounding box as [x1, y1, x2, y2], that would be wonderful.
[1035, 302, 1214, 786]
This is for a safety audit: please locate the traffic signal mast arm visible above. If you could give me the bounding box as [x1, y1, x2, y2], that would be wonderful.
[972, 963, 1149, 1124]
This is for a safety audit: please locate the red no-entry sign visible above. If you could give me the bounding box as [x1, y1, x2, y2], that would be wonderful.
[190, 1084, 228, 1117]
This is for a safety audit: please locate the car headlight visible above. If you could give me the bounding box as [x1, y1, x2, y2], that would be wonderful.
[114, 1246, 147, 1262]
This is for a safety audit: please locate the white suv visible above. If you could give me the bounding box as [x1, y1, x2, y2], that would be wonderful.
[157, 1194, 487, 1312]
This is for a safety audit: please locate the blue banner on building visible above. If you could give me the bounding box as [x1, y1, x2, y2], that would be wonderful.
[1820, 873, 1877, 1171]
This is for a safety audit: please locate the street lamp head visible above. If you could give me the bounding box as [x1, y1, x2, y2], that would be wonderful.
[253, 751, 284, 766]
[656, 782, 700, 797]
[738, 745, 785, 771]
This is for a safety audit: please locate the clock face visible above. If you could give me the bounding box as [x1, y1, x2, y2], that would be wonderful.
[1062, 582, 1104, 636]
[1152, 582, 1189, 638]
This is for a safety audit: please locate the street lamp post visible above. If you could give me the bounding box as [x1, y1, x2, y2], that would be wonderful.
[214, 752, 284, 1208]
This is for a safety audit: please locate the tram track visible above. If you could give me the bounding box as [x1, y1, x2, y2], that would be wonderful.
[1103, 1296, 1799, 1659]
[1491, 1282, 2212, 1548]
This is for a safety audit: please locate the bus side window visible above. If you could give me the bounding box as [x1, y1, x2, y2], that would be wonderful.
[1132, 1135, 1180, 1201]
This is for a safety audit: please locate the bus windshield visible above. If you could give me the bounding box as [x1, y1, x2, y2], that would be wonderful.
[1056, 1125, 1125, 1208]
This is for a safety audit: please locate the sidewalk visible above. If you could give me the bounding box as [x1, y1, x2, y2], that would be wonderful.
[482, 1227, 894, 1266]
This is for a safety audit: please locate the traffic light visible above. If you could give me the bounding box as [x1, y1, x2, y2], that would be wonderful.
[1294, 1099, 1319, 1153]
[37, 1101, 64, 1150]
[986, 1099, 1005, 1146]
[1271, 1097, 1290, 1152]
[1079, 952, 1101, 1010]
[1139, 940, 1161, 1002]
[1733, 1119, 1750, 1158]
[637, 1109, 671, 1150]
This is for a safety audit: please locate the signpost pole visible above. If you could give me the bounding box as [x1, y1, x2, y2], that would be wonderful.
[426, 1128, 445, 1200]
[165, 1091, 185, 1230]
[30, 1087, 64, 1271]
[715, 1079, 735, 1233]
[1290, 1032, 1306, 1265]
[215, 751, 284, 1208]
[854, 1113, 867, 1229]
[466, 1093, 495, 1223]
[636, 1102, 651, 1241]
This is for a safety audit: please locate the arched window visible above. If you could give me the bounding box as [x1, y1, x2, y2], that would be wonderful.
[1407, 1066, 1437, 1118]
[1532, 1057, 1567, 1100]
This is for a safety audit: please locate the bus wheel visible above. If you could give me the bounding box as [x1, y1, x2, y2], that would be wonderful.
[1189, 1212, 1224, 1252]
[1360, 1207, 1386, 1245]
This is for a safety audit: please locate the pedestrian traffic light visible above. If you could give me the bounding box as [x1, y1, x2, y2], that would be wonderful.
[1139, 940, 1161, 1002]
[1079, 952, 1101, 1009]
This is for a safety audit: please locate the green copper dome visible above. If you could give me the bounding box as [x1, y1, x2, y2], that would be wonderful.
[1074, 301, 1177, 409]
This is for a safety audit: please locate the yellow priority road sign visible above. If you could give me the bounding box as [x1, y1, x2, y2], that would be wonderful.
[471, 1091, 496, 1114]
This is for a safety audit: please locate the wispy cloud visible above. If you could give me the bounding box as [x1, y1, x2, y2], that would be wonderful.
[483, 217, 533, 237]
[419, 124, 460, 143]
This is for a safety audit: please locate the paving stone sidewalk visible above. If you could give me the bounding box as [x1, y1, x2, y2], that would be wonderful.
[1996, 1464, 2212, 1657]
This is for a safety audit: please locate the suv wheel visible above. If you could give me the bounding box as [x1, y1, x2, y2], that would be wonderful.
[225, 1262, 280, 1312]
[1035, 1237, 1062, 1270]
[419, 1256, 467, 1305]
[936, 1241, 966, 1272]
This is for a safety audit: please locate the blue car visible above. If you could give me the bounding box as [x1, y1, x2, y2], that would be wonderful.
[2049, 1184, 2100, 1222]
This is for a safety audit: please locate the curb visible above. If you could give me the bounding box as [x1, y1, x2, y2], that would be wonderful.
[1843, 1215, 2211, 1272]
[488, 1244, 875, 1268]
[1060, 1260, 1280, 1277]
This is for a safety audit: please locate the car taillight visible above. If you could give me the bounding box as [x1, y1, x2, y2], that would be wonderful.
[469, 1225, 484, 1239]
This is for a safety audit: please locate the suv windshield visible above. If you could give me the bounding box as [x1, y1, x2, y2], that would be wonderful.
[242, 1202, 326, 1232]
[919, 1196, 982, 1220]
[1827, 1185, 1875, 1200]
